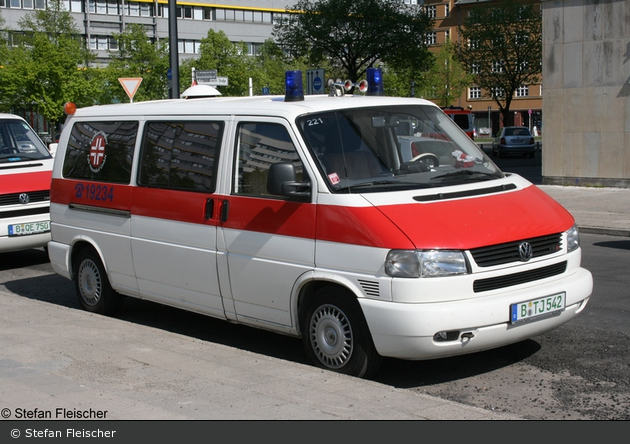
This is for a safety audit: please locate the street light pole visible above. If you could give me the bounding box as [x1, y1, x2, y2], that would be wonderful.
[168, 0, 180, 99]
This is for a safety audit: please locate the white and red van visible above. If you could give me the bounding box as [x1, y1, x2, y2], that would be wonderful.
[48, 70, 592, 378]
[0, 114, 54, 253]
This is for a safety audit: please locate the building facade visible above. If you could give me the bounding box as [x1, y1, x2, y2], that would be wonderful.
[0, 0, 291, 65]
[424, 0, 543, 136]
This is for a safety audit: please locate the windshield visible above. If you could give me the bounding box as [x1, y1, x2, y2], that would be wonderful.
[297, 105, 503, 193]
[0, 118, 52, 163]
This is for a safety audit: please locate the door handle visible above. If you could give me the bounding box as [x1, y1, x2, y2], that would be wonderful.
[204, 198, 214, 220]
[220, 200, 229, 223]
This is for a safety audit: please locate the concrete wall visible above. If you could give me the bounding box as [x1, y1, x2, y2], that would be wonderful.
[542, 0, 630, 187]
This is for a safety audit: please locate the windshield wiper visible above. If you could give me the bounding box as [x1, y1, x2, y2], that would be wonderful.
[430, 170, 501, 182]
[335, 179, 425, 192]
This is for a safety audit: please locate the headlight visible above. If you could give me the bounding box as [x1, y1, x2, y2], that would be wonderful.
[566, 224, 580, 253]
[385, 250, 469, 278]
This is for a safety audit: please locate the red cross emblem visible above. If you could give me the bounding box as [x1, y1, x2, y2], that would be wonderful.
[89, 135, 106, 170]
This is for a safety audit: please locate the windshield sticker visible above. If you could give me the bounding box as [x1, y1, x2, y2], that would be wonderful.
[88, 131, 108, 173]
[328, 172, 341, 185]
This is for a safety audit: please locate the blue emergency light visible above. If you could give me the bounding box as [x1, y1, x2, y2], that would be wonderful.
[284, 70, 304, 102]
[366, 68, 384, 96]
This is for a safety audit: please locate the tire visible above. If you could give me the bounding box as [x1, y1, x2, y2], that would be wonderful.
[74, 248, 124, 315]
[301, 286, 382, 378]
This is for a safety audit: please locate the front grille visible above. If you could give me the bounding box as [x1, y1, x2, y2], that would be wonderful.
[0, 207, 49, 219]
[470, 233, 562, 267]
[473, 261, 567, 293]
[0, 190, 50, 207]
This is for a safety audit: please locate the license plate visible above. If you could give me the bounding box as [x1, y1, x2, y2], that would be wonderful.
[510, 292, 565, 324]
[8, 220, 50, 236]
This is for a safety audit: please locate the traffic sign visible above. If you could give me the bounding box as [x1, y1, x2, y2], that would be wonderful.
[118, 78, 143, 103]
[200, 77, 229, 86]
[306, 69, 326, 95]
[195, 70, 217, 82]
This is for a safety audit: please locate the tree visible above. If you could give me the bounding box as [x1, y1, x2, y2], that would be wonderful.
[105, 23, 170, 103]
[273, 0, 434, 86]
[179, 29, 255, 97]
[0, 0, 98, 125]
[424, 40, 473, 107]
[456, 0, 542, 127]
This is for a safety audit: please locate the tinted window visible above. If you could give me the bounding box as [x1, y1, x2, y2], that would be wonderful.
[138, 121, 223, 193]
[0, 118, 51, 163]
[452, 114, 471, 130]
[63, 121, 137, 183]
[234, 122, 307, 198]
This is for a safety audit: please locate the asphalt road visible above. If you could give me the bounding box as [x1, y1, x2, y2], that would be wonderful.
[1, 232, 628, 420]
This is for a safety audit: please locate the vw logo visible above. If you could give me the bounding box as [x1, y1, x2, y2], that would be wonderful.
[18, 193, 30, 204]
[519, 242, 533, 262]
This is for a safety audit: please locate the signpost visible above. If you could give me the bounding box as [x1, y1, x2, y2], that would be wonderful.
[118, 78, 143, 103]
[306, 69, 325, 95]
[194, 69, 229, 87]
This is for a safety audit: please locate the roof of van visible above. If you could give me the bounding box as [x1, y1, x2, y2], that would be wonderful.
[69, 95, 438, 120]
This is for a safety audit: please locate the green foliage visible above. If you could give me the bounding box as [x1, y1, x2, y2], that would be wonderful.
[424, 40, 473, 107]
[0, 0, 98, 125]
[456, 0, 542, 125]
[105, 23, 170, 103]
[273, 0, 434, 85]
[180, 29, 255, 97]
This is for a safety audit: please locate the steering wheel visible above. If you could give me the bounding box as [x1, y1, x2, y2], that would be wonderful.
[410, 152, 439, 168]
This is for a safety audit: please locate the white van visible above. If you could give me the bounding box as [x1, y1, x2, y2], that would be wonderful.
[48, 70, 592, 378]
[0, 114, 54, 253]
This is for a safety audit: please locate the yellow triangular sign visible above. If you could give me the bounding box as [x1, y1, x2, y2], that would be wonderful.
[118, 78, 143, 101]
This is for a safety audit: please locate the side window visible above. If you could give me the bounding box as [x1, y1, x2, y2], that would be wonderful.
[138, 121, 223, 193]
[234, 122, 308, 198]
[62, 121, 138, 183]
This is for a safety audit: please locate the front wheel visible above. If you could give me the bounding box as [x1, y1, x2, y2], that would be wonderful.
[74, 248, 124, 315]
[301, 287, 381, 378]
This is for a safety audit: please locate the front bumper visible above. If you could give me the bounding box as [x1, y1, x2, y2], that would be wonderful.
[359, 266, 592, 360]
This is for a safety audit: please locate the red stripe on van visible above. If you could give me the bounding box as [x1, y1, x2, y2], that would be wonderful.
[222, 195, 317, 239]
[50, 178, 132, 210]
[316, 204, 415, 249]
[1, 171, 52, 194]
[132, 187, 218, 225]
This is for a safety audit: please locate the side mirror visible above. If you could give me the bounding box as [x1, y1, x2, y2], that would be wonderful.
[267, 162, 310, 199]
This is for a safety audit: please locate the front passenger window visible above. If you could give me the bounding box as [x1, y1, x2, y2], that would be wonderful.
[234, 122, 308, 198]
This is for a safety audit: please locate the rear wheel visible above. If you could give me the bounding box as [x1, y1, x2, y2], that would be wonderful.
[301, 286, 381, 378]
[74, 248, 124, 315]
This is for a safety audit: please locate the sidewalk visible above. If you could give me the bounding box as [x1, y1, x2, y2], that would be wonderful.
[538, 185, 630, 237]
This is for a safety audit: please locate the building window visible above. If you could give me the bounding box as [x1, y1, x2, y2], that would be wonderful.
[445, 3, 449, 17]
[491, 87, 505, 98]
[424, 5, 436, 18]
[492, 61, 503, 73]
[470, 63, 480, 74]
[516, 85, 529, 97]
[469, 87, 481, 99]
[425, 32, 436, 46]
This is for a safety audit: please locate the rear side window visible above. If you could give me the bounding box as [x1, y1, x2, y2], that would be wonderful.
[452, 114, 471, 130]
[138, 121, 223, 193]
[62, 121, 138, 183]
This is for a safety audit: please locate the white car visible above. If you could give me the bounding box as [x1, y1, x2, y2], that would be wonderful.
[0, 114, 53, 253]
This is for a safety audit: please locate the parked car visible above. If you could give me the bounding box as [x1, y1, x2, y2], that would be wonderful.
[0, 114, 54, 253]
[492, 126, 536, 158]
